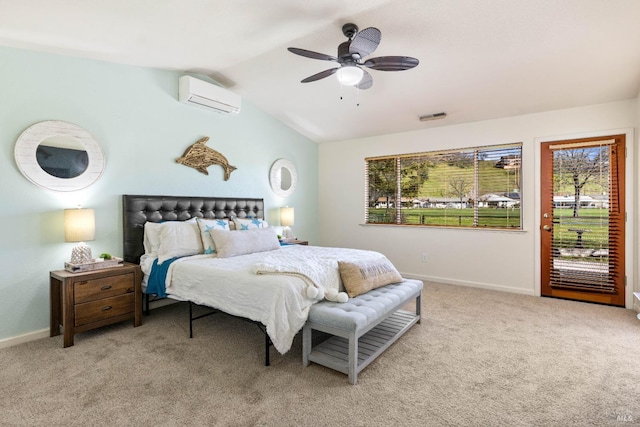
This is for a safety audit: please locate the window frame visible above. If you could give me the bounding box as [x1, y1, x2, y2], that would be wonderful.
[365, 142, 523, 230]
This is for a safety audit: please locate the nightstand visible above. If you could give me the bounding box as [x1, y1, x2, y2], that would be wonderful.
[281, 239, 308, 246]
[50, 262, 142, 347]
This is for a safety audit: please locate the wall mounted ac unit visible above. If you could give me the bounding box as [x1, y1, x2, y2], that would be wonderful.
[178, 75, 241, 114]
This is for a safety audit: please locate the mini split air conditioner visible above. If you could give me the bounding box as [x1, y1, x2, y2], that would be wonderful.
[178, 75, 241, 114]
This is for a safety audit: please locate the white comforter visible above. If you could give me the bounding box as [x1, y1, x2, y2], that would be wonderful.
[141, 245, 386, 354]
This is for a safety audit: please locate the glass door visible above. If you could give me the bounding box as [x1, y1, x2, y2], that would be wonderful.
[540, 135, 625, 306]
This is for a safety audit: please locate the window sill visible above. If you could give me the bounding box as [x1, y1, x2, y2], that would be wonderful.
[359, 223, 526, 232]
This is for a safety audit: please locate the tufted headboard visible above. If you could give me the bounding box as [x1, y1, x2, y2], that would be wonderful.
[122, 194, 264, 264]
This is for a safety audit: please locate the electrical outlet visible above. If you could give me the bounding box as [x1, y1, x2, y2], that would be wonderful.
[421, 252, 428, 262]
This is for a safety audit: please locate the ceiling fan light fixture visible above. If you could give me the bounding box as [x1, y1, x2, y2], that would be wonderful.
[336, 66, 364, 86]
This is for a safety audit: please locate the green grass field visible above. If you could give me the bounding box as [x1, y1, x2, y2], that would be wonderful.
[368, 207, 521, 228]
[368, 207, 609, 248]
[552, 208, 609, 249]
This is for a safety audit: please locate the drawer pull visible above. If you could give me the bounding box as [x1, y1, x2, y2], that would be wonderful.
[101, 306, 113, 311]
[101, 285, 112, 291]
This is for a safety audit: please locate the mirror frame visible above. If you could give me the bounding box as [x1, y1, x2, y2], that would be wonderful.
[14, 120, 105, 192]
[269, 158, 298, 197]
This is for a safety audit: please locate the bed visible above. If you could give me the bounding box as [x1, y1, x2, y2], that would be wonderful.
[122, 194, 403, 365]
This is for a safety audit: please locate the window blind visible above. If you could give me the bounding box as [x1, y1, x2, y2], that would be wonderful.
[547, 141, 623, 293]
[366, 142, 522, 229]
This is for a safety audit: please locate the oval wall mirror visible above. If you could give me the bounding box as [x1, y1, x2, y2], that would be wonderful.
[269, 158, 298, 197]
[14, 121, 105, 192]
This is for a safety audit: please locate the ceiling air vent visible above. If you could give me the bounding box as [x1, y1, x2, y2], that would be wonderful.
[419, 112, 447, 122]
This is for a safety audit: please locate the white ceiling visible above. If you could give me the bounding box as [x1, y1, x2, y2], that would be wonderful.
[1, 0, 640, 143]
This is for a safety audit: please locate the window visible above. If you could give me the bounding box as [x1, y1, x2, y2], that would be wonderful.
[365, 143, 522, 229]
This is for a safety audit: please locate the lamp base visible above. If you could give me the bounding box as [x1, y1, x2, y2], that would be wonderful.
[282, 226, 294, 239]
[70, 242, 93, 264]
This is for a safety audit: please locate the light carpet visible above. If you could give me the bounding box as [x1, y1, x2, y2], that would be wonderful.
[1, 282, 640, 427]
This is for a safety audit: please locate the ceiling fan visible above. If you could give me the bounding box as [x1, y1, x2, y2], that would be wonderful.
[288, 23, 419, 90]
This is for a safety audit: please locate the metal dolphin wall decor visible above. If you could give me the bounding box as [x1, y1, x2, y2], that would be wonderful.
[176, 136, 237, 180]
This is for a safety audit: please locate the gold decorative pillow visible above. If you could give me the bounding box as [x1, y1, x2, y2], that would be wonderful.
[338, 257, 403, 298]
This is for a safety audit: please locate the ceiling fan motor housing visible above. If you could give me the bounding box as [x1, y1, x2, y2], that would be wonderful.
[338, 41, 358, 63]
[342, 23, 359, 39]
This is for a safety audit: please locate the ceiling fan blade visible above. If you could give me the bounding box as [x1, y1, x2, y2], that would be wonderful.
[288, 47, 337, 62]
[363, 56, 419, 71]
[349, 27, 381, 58]
[356, 70, 373, 90]
[301, 68, 339, 83]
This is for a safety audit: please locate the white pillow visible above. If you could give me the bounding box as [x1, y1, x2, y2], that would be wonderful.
[209, 228, 280, 258]
[157, 219, 203, 264]
[196, 218, 230, 254]
[233, 218, 269, 230]
[143, 222, 163, 255]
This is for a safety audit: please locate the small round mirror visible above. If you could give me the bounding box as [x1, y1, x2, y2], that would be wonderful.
[269, 159, 297, 197]
[280, 167, 292, 191]
[36, 136, 89, 179]
[14, 121, 105, 191]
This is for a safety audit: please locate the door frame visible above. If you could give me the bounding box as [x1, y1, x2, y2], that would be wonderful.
[534, 128, 635, 308]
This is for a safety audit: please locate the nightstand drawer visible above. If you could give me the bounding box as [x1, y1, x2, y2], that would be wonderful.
[74, 293, 135, 327]
[74, 273, 135, 304]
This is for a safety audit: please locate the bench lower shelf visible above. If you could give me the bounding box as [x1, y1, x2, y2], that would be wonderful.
[307, 310, 420, 380]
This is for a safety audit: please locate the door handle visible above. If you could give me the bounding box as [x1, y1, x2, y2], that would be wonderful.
[543, 225, 552, 231]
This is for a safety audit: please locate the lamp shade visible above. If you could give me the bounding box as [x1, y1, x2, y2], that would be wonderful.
[280, 206, 294, 227]
[336, 65, 364, 86]
[64, 208, 95, 243]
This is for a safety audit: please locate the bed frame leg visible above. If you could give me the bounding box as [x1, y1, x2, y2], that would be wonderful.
[189, 301, 194, 338]
[186, 300, 271, 366]
[265, 333, 271, 366]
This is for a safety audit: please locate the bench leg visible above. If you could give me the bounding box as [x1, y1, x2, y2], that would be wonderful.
[348, 332, 358, 385]
[416, 291, 422, 324]
[302, 325, 311, 366]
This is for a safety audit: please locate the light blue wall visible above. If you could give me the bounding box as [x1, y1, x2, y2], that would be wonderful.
[0, 46, 318, 342]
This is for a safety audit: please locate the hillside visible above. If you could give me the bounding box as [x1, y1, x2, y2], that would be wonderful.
[414, 160, 519, 198]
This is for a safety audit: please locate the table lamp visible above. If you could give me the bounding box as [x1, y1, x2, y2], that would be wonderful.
[280, 206, 294, 240]
[64, 208, 95, 264]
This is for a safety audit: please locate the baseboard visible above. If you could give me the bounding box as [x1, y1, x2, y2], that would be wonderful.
[399, 272, 536, 296]
[0, 328, 49, 350]
[0, 299, 179, 350]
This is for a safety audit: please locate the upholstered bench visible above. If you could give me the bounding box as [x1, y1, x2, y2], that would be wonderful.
[302, 278, 423, 384]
